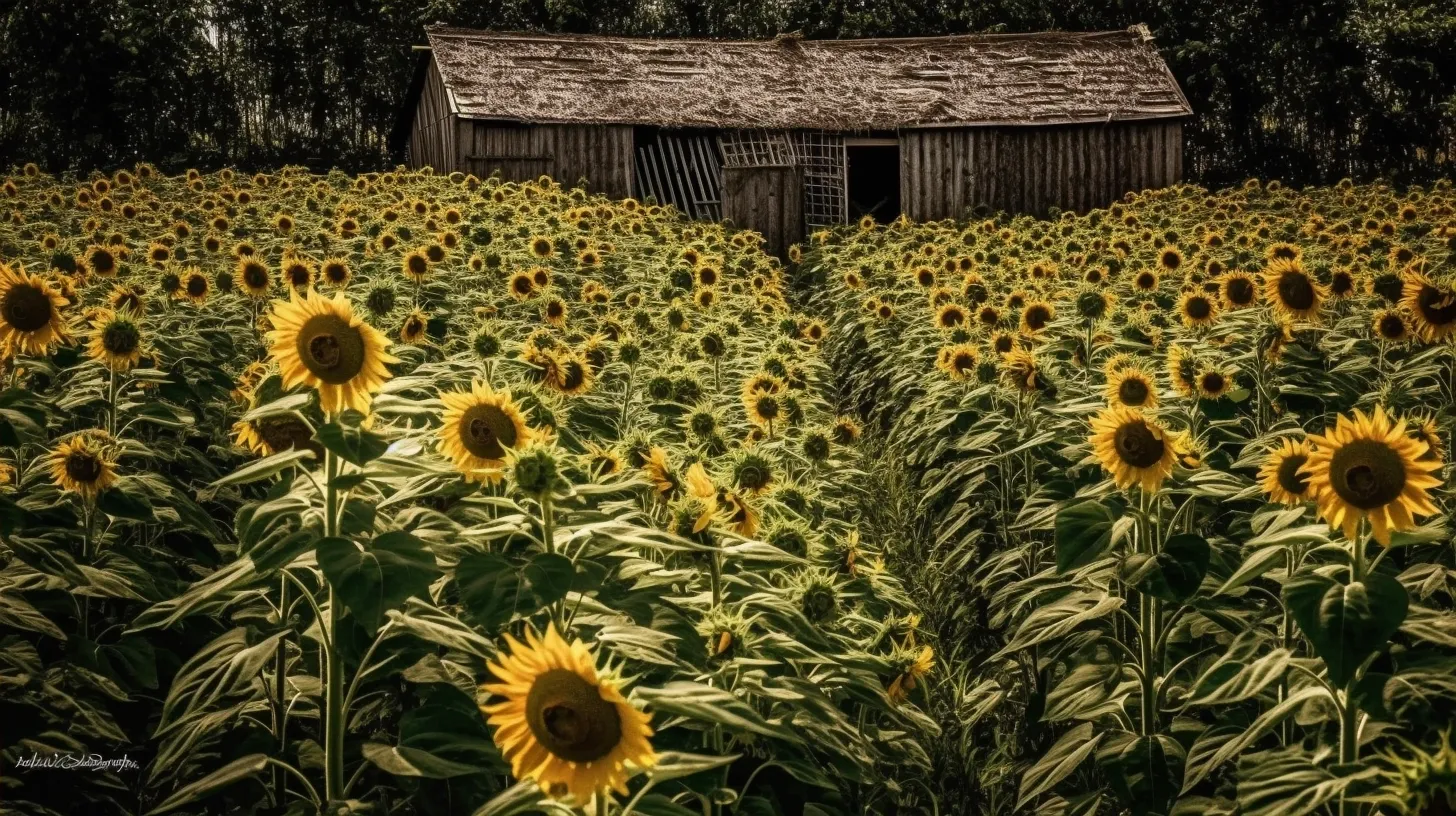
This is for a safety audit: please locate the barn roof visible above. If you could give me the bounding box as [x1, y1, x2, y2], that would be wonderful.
[422, 25, 1192, 131]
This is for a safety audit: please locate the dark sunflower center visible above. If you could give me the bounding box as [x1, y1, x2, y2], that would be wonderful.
[288, 265, 309, 285]
[259, 416, 319, 455]
[102, 322, 140, 355]
[1225, 277, 1254, 304]
[244, 263, 269, 288]
[1201, 372, 1225, 393]
[1379, 314, 1406, 339]
[2, 282, 54, 332]
[1277, 272, 1316, 310]
[459, 403, 516, 459]
[407, 255, 428, 275]
[1373, 274, 1404, 304]
[325, 264, 347, 282]
[92, 251, 115, 273]
[115, 293, 141, 312]
[1113, 420, 1166, 469]
[559, 361, 586, 391]
[994, 335, 1013, 353]
[525, 668, 622, 764]
[513, 277, 533, 294]
[754, 396, 779, 420]
[1329, 439, 1407, 510]
[1276, 453, 1310, 496]
[1186, 297, 1212, 320]
[1118, 376, 1150, 406]
[1331, 272, 1354, 295]
[186, 276, 207, 297]
[547, 302, 564, 318]
[1136, 273, 1156, 289]
[65, 451, 103, 484]
[1416, 285, 1456, 326]
[941, 308, 964, 327]
[1025, 305, 1050, 329]
[953, 352, 976, 372]
[297, 314, 365, 384]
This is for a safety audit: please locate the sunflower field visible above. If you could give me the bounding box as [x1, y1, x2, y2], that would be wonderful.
[798, 178, 1456, 815]
[2, 164, 1455, 816]
[0, 164, 936, 816]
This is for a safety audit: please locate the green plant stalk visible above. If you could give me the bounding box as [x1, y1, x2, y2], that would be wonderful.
[80, 501, 94, 641]
[323, 446, 345, 803]
[107, 367, 117, 438]
[273, 573, 290, 804]
[540, 491, 563, 631]
[619, 364, 635, 430]
[1340, 526, 1368, 770]
[1137, 489, 1160, 737]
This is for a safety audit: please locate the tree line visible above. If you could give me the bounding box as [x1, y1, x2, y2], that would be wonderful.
[2, 0, 1453, 187]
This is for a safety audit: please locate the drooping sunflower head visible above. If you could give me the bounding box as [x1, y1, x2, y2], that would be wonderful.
[1000, 348, 1044, 393]
[87, 309, 144, 372]
[48, 432, 119, 500]
[1262, 258, 1326, 321]
[1089, 405, 1178, 493]
[543, 350, 594, 397]
[1301, 406, 1443, 545]
[832, 416, 861, 446]
[266, 290, 399, 416]
[1258, 437, 1313, 506]
[232, 403, 323, 460]
[438, 381, 533, 484]
[481, 624, 655, 804]
[732, 450, 775, 495]
[1372, 729, 1456, 816]
[399, 309, 429, 344]
[1106, 365, 1158, 409]
[1165, 345, 1200, 398]
[0, 262, 69, 357]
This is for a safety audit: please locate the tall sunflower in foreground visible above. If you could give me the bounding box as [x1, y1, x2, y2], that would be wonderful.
[0, 262, 68, 357]
[87, 309, 144, 371]
[1089, 406, 1178, 492]
[267, 290, 398, 415]
[481, 624, 655, 805]
[1301, 406, 1442, 545]
[49, 432, 119, 500]
[438, 381, 533, 483]
[1257, 437, 1313, 506]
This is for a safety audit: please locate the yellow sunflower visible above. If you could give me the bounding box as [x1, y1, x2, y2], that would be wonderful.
[181, 268, 210, 304]
[401, 250, 430, 283]
[481, 624, 655, 805]
[1262, 258, 1326, 321]
[1372, 309, 1412, 344]
[48, 432, 119, 500]
[237, 258, 272, 298]
[266, 290, 398, 415]
[1258, 437, 1314, 506]
[280, 257, 314, 292]
[1089, 406, 1178, 492]
[0, 262, 69, 357]
[887, 644, 934, 705]
[1301, 406, 1442, 545]
[935, 343, 980, 382]
[1179, 291, 1219, 328]
[542, 350, 594, 397]
[642, 446, 680, 497]
[399, 310, 429, 344]
[437, 381, 533, 483]
[86, 309, 143, 371]
[1020, 301, 1055, 334]
[232, 404, 322, 459]
[1196, 366, 1233, 400]
[320, 257, 352, 287]
[1106, 365, 1158, 409]
[1400, 271, 1456, 343]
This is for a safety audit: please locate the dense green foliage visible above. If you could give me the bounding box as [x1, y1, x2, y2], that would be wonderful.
[2, 0, 1454, 185]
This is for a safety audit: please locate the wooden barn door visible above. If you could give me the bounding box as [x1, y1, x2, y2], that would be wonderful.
[722, 165, 804, 258]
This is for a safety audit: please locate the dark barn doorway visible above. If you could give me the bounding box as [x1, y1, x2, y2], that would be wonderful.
[845, 139, 901, 223]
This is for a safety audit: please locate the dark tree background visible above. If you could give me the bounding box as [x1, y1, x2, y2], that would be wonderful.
[2, 0, 1453, 186]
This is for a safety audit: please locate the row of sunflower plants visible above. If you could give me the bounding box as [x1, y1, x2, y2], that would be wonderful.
[799, 178, 1456, 815]
[0, 164, 935, 815]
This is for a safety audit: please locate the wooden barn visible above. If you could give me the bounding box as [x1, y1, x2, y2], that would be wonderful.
[401, 25, 1191, 254]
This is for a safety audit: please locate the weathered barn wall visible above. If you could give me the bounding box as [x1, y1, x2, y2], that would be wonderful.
[723, 165, 804, 258]
[407, 60, 456, 173]
[900, 121, 1184, 220]
[452, 122, 635, 199]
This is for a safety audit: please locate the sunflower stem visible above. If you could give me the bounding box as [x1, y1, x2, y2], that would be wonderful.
[106, 367, 117, 438]
[618, 364, 634, 433]
[540, 490, 564, 631]
[273, 574, 290, 804]
[323, 445, 346, 804]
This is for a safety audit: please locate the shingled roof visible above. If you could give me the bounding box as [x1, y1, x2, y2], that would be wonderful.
[422, 26, 1192, 131]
